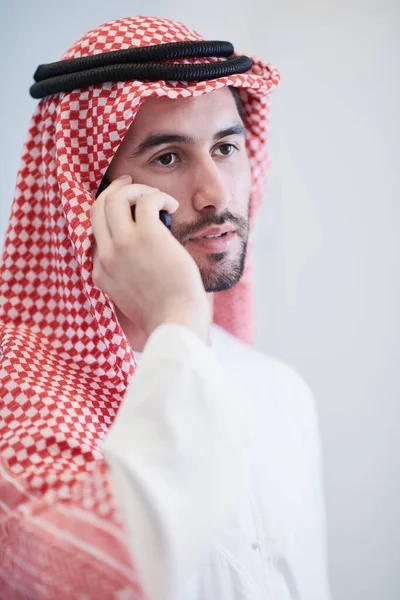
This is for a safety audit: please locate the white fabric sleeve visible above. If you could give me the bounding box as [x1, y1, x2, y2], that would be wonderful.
[101, 323, 249, 600]
[288, 376, 332, 600]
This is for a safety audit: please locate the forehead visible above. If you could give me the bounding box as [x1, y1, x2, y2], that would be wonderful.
[125, 87, 241, 141]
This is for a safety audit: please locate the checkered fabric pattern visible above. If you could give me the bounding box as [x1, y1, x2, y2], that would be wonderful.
[0, 15, 280, 598]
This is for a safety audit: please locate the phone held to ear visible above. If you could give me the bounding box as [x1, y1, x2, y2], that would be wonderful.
[96, 176, 172, 230]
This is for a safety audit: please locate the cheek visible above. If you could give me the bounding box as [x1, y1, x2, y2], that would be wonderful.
[142, 173, 196, 215]
[228, 158, 252, 208]
[241, 153, 252, 190]
[128, 166, 190, 201]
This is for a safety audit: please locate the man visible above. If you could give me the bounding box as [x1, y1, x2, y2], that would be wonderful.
[0, 15, 331, 600]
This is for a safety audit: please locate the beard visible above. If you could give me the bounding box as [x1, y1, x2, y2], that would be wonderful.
[197, 236, 248, 293]
[172, 204, 250, 293]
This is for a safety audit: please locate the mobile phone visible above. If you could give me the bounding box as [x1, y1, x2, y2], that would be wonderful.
[95, 176, 172, 230]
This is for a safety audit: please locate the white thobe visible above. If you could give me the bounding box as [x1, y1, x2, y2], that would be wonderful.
[102, 323, 331, 600]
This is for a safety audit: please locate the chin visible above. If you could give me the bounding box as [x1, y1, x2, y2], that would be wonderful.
[198, 248, 247, 293]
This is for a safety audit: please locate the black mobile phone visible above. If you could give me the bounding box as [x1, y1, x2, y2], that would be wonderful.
[95, 176, 172, 230]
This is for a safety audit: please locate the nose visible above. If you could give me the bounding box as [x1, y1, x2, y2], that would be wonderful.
[191, 156, 231, 213]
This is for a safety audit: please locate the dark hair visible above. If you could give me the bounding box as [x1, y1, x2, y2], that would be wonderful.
[229, 86, 244, 121]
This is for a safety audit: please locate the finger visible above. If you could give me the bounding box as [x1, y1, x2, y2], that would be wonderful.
[91, 192, 112, 250]
[134, 191, 179, 229]
[91, 174, 132, 244]
[98, 174, 132, 200]
[103, 183, 162, 240]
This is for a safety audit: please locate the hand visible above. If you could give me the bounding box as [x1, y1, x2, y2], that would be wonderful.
[91, 175, 211, 343]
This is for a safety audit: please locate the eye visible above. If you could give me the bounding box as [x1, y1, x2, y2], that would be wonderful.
[215, 143, 236, 156]
[153, 152, 179, 167]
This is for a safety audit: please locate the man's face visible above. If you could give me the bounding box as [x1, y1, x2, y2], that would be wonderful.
[107, 87, 252, 293]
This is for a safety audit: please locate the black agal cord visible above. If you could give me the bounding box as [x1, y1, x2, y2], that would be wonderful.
[30, 41, 252, 99]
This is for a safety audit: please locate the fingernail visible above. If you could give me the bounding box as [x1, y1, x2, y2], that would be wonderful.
[117, 174, 131, 181]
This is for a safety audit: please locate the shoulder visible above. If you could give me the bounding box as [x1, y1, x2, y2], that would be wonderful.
[211, 325, 320, 439]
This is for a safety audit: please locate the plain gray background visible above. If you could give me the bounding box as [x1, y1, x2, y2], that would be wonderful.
[1, 2, 399, 599]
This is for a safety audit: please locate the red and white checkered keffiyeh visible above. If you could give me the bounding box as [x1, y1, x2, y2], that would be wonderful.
[0, 15, 279, 599]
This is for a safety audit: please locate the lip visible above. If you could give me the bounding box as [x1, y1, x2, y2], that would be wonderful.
[190, 226, 236, 239]
[187, 231, 238, 252]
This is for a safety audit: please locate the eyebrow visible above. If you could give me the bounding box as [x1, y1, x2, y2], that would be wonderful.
[129, 123, 246, 157]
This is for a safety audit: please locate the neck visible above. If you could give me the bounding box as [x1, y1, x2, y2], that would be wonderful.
[115, 294, 214, 353]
